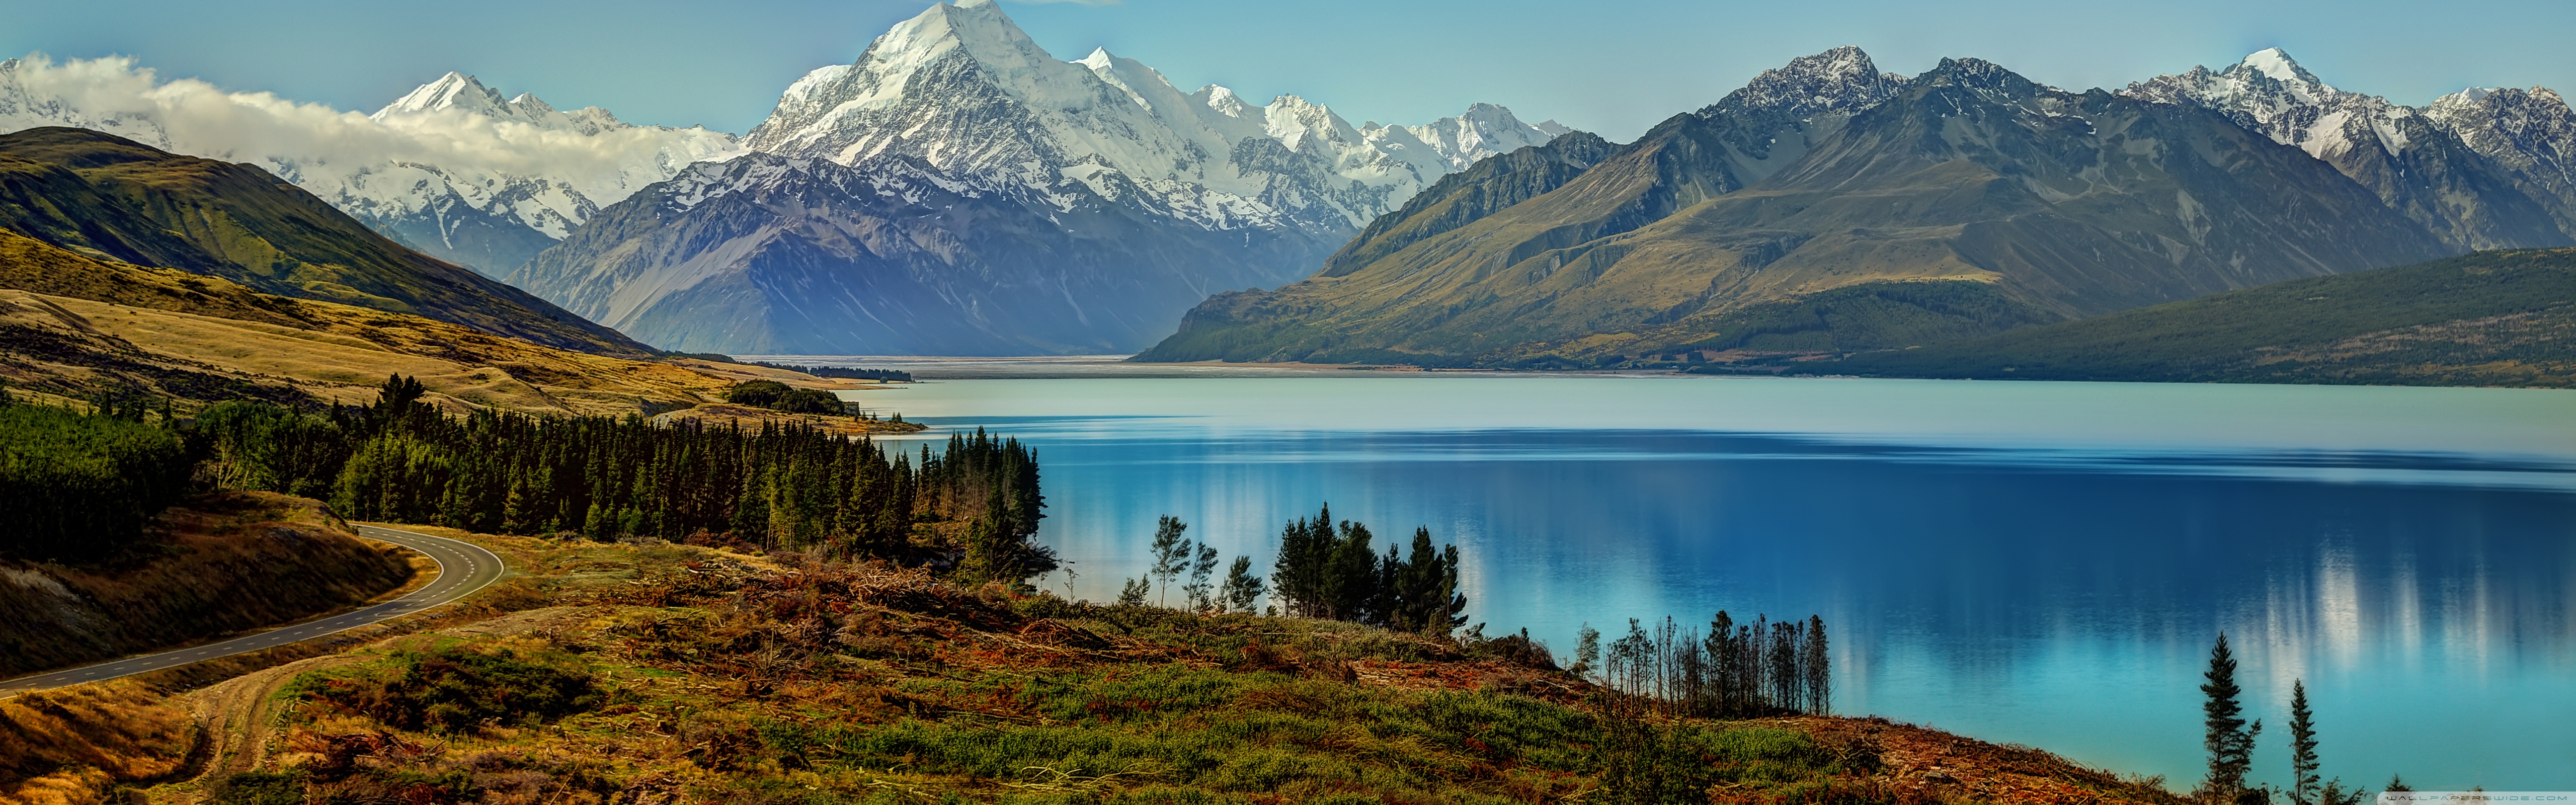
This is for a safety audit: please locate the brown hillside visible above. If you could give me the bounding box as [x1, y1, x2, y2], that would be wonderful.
[0, 127, 653, 357]
[0, 228, 750, 417]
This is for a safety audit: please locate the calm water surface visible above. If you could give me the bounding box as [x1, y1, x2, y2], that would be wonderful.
[842, 374, 2576, 789]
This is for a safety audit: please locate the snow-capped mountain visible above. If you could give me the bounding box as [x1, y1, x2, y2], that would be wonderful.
[2424, 86, 2576, 224]
[0, 55, 742, 274]
[508, 0, 1566, 355]
[740, 0, 1559, 238]
[2125, 49, 2572, 249]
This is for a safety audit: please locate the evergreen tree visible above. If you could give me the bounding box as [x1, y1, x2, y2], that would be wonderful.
[2289, 680, 2319, 805]
[1804, 615, 1831, 715]
[2202, 633, 2265, 803]
[1116, 576, 1150, 607]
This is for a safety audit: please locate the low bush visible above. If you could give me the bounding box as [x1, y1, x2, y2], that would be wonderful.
[292, 647, 601, 734]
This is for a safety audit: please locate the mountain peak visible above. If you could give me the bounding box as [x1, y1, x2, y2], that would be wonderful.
[375, 72, 507, 118]
[2238, 48, 2312, 85]
[1706, 46, 1906, 119]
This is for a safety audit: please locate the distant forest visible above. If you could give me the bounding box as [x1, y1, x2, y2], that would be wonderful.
[742, 361, 916, 383]
[1, 376, 1049, 583]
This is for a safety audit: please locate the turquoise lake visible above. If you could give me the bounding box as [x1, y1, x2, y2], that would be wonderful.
[824, 368, 2576, 789]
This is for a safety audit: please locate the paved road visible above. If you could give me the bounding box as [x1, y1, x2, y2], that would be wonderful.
[0, 525, 504, 697]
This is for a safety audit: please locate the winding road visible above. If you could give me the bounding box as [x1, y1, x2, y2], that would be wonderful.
[0, 525, 504, 697]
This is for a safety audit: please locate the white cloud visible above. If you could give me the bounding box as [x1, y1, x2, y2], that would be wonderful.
[0, 53, 741, 231]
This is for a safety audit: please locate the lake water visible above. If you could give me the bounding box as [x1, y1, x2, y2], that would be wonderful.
[828, 370, 2576, 790]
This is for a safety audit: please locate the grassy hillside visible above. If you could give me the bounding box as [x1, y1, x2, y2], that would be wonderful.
[0, 127, 653, 357]
[1820, 248, 2576, 386]
[3, 531, 2194, 805]
[0, 227, 750, 416]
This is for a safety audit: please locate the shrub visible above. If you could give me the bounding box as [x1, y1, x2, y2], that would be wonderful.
[294, 647, 601, 734]
[209, 770, 306, 805]
[771, 388, 844, 415]
[724, 380, 790, 408]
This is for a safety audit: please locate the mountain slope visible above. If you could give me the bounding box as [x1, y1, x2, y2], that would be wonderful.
[0, 226, 731, 415]
[508, 0, 1564, 355]
[509, 154, 1339, 354]
[0, 127, 654, 356]
[2124, 49, 2571, 250]
[1138, 53, 2455, 367]
[1818, 248, 2576, 387]
[0, 56, 743, 275]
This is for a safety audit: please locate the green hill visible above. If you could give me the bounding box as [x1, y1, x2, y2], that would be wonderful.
[1815, 248, 2576, 387]
[0, 127, 652, 357]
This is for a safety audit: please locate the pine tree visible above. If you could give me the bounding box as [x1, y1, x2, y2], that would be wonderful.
[2288, 680, 2319, 805]
[1804, 615, 1831, 715]
[2202, 633, 2264, 802]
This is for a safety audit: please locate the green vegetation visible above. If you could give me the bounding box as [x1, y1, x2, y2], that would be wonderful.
[1823, 249, 2576, 387]
[222, 554, 1922, 805]
[1269, 505, 1470, 637]
[2200, 633, 2262, 804]
[725, 379, 847, 415]
[203, 375, 1052, 584]
[0, 395, 190, 561]
[290, 646, 602, 734]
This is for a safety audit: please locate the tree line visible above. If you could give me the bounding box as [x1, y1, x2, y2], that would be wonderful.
[0, 388, 192, 561]
[740, 361, 915, 383]
[1113, 505, 1470, 638]
[1569, 612, 1831, 719]
[7, 374, 1052, 584]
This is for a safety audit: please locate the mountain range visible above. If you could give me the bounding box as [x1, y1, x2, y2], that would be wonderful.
[9, 6, 2576, 363]
[502, 0, 1565, 354]
[1139, 48, 2576, 367]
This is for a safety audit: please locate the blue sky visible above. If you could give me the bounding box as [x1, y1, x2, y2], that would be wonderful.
[6, 0, 2571, 140]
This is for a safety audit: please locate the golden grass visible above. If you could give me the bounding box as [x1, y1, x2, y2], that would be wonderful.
[0, 227, 762, 417]
[0, 681, 191, 803]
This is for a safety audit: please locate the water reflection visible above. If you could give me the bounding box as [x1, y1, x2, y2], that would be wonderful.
[865, 378, 2576, 788]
